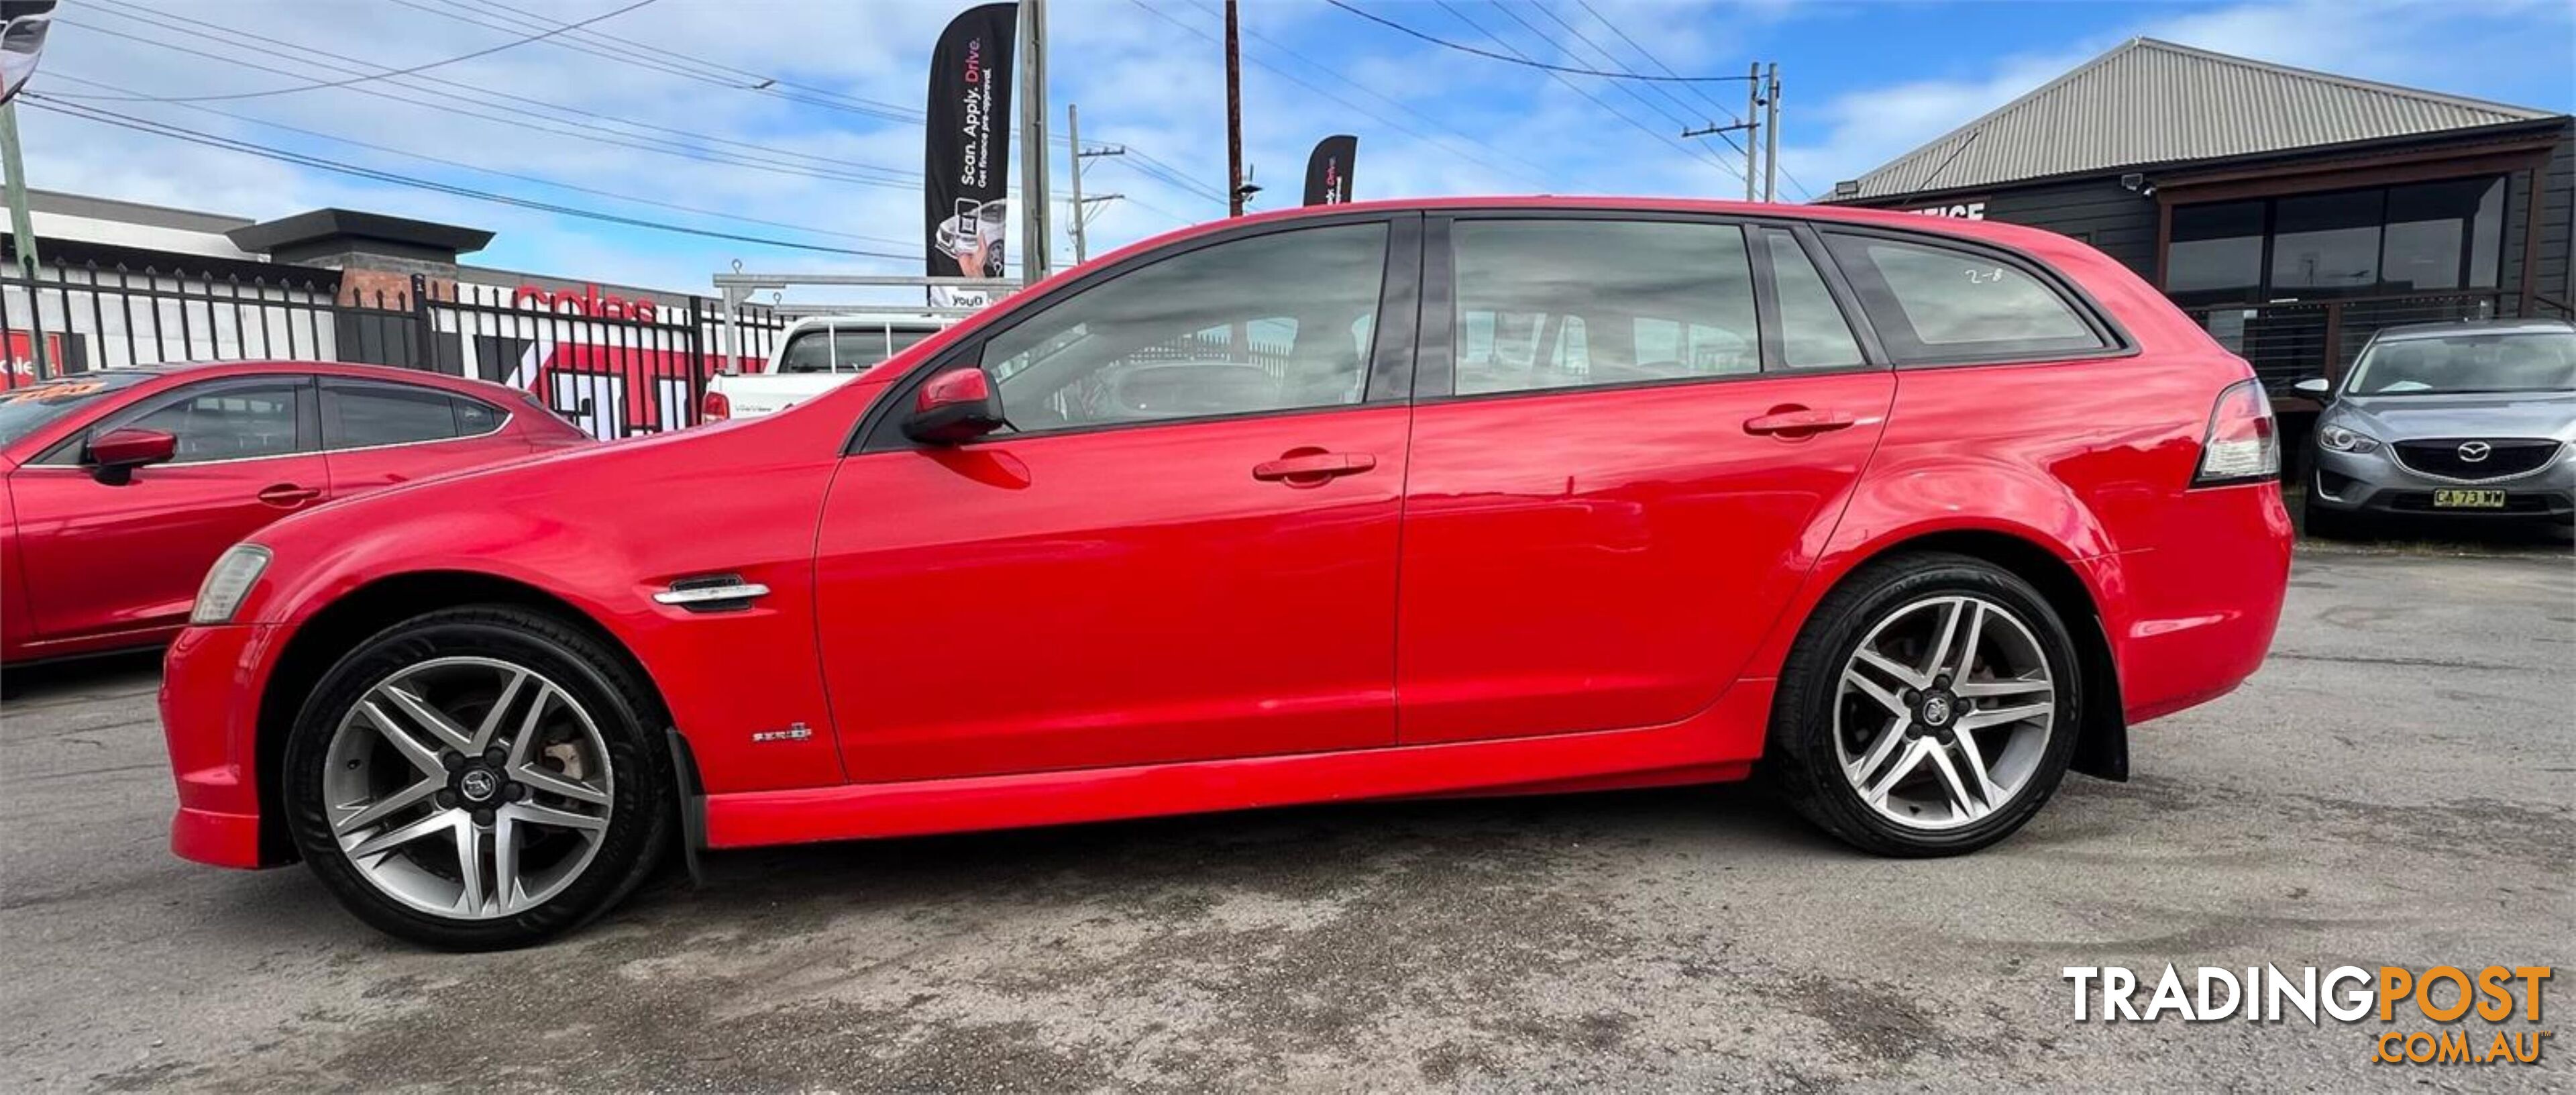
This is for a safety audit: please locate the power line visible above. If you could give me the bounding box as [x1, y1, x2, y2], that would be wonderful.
[79, 0, 916, 181]
[50, 17, 920, 189]
[1180, 0, 1560, 191]
[1434, 1, 1743, 183]
[41, 72, 922, 252]
[22, 95, 920, 261]
[1489, 0, 1730, 167]
[1324, 0, 1754, 83]
[42, 0, 661, 103]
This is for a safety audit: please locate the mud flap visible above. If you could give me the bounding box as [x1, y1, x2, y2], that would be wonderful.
[664, 727, 708, 886]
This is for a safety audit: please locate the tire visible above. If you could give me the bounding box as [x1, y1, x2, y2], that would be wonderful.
[1764, 552, 2082, 857]
[282, 605, 673, 949]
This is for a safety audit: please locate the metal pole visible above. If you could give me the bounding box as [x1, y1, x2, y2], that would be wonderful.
[1, 101, 49, 380]
[1743, 62, 1760, 202]
[1224, 0, 1244, 217]
[1018, 0, 1051, 284]
[1763, 64, 1780, 203]
[1067, 102, 1086, 264]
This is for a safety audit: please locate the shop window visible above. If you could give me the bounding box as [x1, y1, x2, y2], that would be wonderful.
[2167, 201, 2265, 305]
[2167, 176, 2506, 303]
[2271, 191, 2382, 296]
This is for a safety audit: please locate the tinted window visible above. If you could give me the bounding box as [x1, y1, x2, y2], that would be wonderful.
[1451, 219, 1758, 395]
[2271, 191, 2381, 296]
[981, 223, 1385, 430]
[331, 384, 459, 447]
[1825, 233, 2104, 361]
[455, 397, 501, 435]
[2167, 200, 2265, 305]
[0, 371, 154, 446]
[1761, 228, 1864, 371]
[123, 382, 302, 463]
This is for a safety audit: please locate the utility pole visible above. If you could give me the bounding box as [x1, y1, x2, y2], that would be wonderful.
[1762, 64, 1780, 203]
[1743, 62, 1760, 201]
[1, 101, 46, 380]
[1065, 102, 1085, 264]
[1018, 0, 1051, 284]
[1066, 103, 1128, 265]
[1224, 0, 1244, 217]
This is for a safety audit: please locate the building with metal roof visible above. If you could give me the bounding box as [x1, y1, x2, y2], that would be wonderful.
[1823, 38, 2572, 403]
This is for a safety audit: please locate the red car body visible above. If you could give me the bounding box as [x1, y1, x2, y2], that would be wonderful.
[1, 361, 588, 664]
[158, 199, 2292, 873]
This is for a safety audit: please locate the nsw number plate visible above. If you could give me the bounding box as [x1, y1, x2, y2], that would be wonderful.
[2432, 488, 2506, 509]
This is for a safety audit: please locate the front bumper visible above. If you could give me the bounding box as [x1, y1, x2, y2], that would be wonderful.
[160, 623, 284, 869]
[2309, 445, 2575, 520]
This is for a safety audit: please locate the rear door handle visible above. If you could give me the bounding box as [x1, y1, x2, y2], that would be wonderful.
[1252, 452, 1377, 486]
[257, 483, 322, 507]
[1743, 409, 1857, 437]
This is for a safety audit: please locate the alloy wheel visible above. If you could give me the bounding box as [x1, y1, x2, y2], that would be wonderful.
[321, 656, 615, 920]
[1833, 595, 2056, 831]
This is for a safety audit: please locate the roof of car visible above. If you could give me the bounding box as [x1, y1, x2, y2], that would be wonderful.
[2370, 318, 2576, 342]
[57, 359, 527, 398]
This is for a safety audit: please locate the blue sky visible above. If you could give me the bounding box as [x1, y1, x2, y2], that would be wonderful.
[19, 0, 2575, 305]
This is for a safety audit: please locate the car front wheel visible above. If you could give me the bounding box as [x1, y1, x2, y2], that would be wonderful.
[282, 606, 672, 949]
[1766, 553, 2082, 856]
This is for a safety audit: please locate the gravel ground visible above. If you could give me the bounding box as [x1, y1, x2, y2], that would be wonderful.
[2, 545, 2569, 1092]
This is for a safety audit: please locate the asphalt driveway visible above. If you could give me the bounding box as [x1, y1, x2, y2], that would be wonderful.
[3, 545, 2569, 1092]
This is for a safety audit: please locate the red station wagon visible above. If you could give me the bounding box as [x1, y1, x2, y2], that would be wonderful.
[1, 362, 589, 666]
[156, 199, 2294, 948]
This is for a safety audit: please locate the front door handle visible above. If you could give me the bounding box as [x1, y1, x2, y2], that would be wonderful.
[1252, 452, 1377, 487]
[257, 483, 322, 507]
[1743, 409, 1857, 438]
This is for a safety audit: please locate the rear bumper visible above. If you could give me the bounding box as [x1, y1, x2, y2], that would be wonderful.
[2092, 480, 2296, 725]
[160, 623, 283, 869]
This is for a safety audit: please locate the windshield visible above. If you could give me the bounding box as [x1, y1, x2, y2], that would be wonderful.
[775, 327, 938, 374]
[2344, 331, 2576, 397]
[0, 372, 154, 446]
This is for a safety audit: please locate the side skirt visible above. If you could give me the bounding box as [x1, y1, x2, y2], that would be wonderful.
[702, 680, 1773, 849]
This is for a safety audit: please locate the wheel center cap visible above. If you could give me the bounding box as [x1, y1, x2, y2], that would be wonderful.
[1919, 693, 1955, 728]
[458, 768, 500, 804]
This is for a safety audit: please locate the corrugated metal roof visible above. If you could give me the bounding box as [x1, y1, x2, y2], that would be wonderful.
[1833, 38, 2561, 201]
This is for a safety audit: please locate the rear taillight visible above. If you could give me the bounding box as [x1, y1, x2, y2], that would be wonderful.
[2193, 378, 2278, 486]
[702, 390, 731, 421]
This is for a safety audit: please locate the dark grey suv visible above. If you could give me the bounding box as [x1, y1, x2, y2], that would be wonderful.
[2295, 319, 2575, 535]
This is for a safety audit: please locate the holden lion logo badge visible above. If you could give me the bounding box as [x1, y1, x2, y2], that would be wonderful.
[2458, 441, 2493, 463]
[458, 769, 500, 803]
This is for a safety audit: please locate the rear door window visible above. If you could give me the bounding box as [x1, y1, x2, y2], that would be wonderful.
[325, 381, 504, 448]
[1448, 219, 1760, 395]
[1822, 232, 2107, 363]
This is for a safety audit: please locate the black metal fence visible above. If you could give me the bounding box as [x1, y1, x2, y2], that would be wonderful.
[1, 258, 792, 438]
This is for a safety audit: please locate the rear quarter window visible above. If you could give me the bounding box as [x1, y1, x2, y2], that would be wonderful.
[1823, 232, 2109, 364]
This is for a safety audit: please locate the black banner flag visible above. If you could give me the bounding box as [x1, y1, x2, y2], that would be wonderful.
[1302, 134, 1358, 206]
[925, 3, 1017, 307]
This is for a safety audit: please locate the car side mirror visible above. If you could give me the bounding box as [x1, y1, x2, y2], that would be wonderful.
[901, 367, 1006, 445]
[84, 427, 178, 486]
[2292, 377, 2332, 398]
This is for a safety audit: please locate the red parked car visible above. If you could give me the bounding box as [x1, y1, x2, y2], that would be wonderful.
[158, 199, 2293, 948]
[2, 361, 588, 666]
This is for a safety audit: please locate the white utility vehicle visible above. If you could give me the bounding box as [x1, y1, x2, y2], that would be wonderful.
[702, 315, 947, 421]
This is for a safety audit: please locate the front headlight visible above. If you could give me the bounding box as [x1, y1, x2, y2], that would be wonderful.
[2318, 425, 2380, 454]
[191, 543, 272, 625]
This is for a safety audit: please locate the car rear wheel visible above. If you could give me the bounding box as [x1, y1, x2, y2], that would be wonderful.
[282, 606, 672, 949]
[1766, 553, 2081, 856]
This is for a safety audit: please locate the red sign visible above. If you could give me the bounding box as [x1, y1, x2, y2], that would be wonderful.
[512, 282, 660, 322]
[4, 330, 68, 389]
